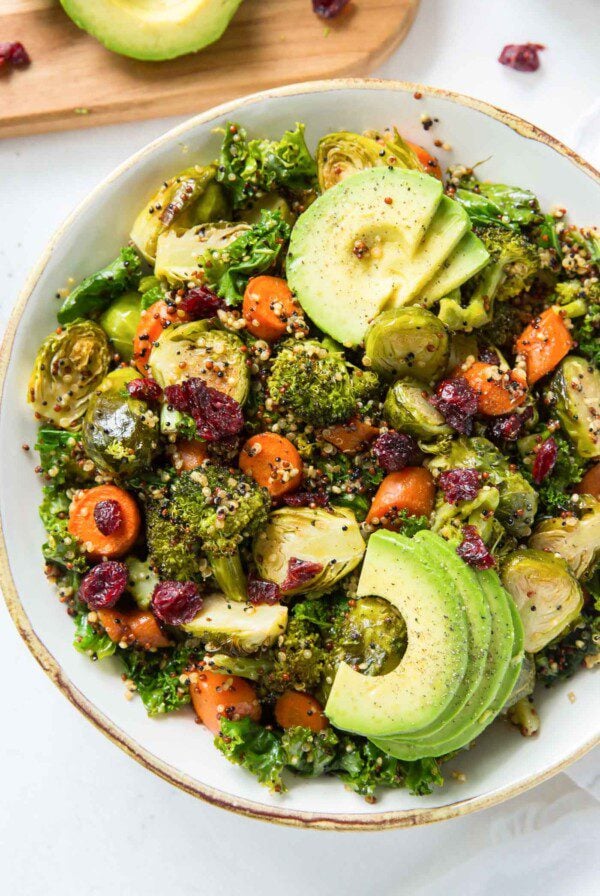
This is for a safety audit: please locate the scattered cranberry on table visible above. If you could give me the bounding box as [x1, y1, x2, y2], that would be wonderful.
[499, 43, 545, 72]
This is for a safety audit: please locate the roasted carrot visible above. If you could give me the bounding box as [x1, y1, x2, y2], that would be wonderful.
[462, 361, 527, 416]
[322, 419, 380, 453]
[366, 468, 435, 527]
[174, 439, 209, 473]
[274, 691, 328, 732]
[515, 308, 574, 385]
[133, 300, 189, 374]
[407, 140, 443, 180]
[239, 432, 303, 498]
[242, 276, 301, 342]
[190, 670, 261, 735]
[97, 606, 171, 650]
[575, 463, 600, 500]
[68, 485, 141, 559]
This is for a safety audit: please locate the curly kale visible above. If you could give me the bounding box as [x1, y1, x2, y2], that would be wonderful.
[216, 718, 445, 798]
[520, 431, 587, 515]
[39, 485, 89, 573]
[535, 614, 600, 686]
[120, 642, 201, 716]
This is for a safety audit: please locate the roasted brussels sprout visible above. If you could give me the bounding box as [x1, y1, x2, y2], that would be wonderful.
[81, 368, 162, 475]
[327, 597, 407, 678]
[28, 321, 111, 430]
[495, 469, 538, 539]
[383, 379, 451, 440]
[149, 320, 250, 403]
[317, 130, 422, 191]
[182, 592, 288, 653]
[432, 483, 500, 544]
[365, 308, 450, 383]
[130, 164, 224, 262]
[501, 548, 584, 653]
[529, 496, 600, 579]
[154, 221, 250, 284]
[253, 506, 366, 597]
[99, 291, 142, 361]
[552, 356, 600, 458]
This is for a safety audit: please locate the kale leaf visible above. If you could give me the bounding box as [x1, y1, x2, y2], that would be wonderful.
[57, 246, 142, 324]
[216, 717, 287, 790]
[535, 613, 600, 686]
[73, 607, 117, 661]
[120, 642, 200, 716]
[39, 485, 89, 573]
[454, 182, 540, 231]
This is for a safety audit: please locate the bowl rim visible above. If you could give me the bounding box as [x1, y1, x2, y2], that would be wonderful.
[1, 78, 598, 831]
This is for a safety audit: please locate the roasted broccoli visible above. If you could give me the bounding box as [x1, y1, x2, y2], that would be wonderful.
[267, 339, 361, 426]
[146, 499, 204, 583]
[170, 465, 270, 601]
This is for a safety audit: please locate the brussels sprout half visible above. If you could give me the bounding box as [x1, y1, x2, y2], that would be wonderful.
[529, 496, 600, 579]
[365, 308, 450, 383]
[501, 548, 584, 653]
[130, 164, 228, 262]
[99, 291, 142, 362]
[182, 592, 288, 654]
[28, 320, 111, 430]
[149, 320, 250, 404]
[154, 221, 250, 284]
[317, 130, 423, 191]
[327, 597, 407, 679]
[82, 368, 162, 475]
[384, 379, 451, 440]
[552, 356, 600, 459]
[253, 506, 366, 598]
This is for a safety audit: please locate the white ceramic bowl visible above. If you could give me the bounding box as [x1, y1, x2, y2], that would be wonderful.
[1, 80, 598, 830]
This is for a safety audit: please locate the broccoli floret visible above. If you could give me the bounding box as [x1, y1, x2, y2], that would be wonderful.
[261, 616, 327, 699]
[572, 281, 600, 367]
[553, 280, 589, 319]
[170, 465, 270, 601]
[267, 339, 358, 426]
[146, 500, 203, 582]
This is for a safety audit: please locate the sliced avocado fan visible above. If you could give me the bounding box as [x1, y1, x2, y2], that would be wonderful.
[287, 168, 489, 346]
[60, 0, 244, 61]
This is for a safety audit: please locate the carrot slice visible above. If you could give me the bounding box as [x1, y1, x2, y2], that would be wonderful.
[575, 463, 600, 500]
[406, 140, 443, 180]
[322, 419, 380, 453]
[68, 485, 141, 559]
[190, 670, 261, 734]
[515, 308, 574, 385]
[174, 439, 209, 473]
[366, 468, 435, 527]
[274, 691, 328, 732]
[239, 432, 303, 498]
[97, 607, 171, 650]
[242, 276, 301, 342]
[133, 300, 189, 374]
[462, 361, 527, 416]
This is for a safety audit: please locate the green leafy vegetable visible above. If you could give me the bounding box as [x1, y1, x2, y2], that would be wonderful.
[73, 608, 117, 660]
[120, 642, 200, 716]
[454, 182, 540, 230]
[216, 717, 287, 790]
[57, 247, 142, 324]
[39, 485, 89, 573]
[519, 431, 587, 515]
[535, 613, 600, 686]
[200, 210, 291, 304]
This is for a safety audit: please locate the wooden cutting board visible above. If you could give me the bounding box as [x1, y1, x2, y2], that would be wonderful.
[0, 0, 420, 138]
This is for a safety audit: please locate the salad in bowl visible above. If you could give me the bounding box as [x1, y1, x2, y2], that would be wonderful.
[25, 115, 599, 802]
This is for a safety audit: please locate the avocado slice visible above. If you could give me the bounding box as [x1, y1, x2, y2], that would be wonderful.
[372, 530, 492, 741]
[375, 569, 517, 759]
[182, 593, 288, 653]
[287, 168, 445, 346]
[60, 0, 244, 61]
[324, 530, 469, 738]
[418, 232, 490, 306]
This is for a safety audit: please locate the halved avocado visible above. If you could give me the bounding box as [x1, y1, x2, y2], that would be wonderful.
[60, 0, 244, 61]
[324, 530, 469, 738]
[375, 568, 518, 759]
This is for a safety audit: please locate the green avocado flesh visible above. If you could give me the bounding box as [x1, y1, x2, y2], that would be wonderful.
[373, 568, 521, 760]
[60, 0, 243, 61]
[287, 168, 488, 346]
[325, 530, 469, 738]
[418, 232, 490, 306]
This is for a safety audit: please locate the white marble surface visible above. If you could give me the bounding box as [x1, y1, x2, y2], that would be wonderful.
[0, 0, 598, 892]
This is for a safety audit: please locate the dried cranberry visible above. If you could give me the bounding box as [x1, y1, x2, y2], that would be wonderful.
[373, 431, 422, 473]
[282, 557, 323, 592]
[165, 378, 244, 442]
[179, 286, 223, 320]
[532, 436, 558, 485]
[438, 468, 481, 504]
[93, 499, 124, 536]
[127, 377, 163, 403]
[431, 377, 478, 434]
[499, 43, 545, 72]
[283, 490, 330, 508]
[247, 574, 281, 605]
[312, 0, 350, 18]
[151, 581, 203, 625]
[486, 406, 533, 443]
[456, 526, 495, 570]
[79, 561, 128, 609]
[0, 42, 30, 69]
